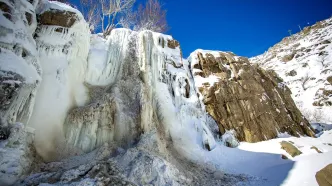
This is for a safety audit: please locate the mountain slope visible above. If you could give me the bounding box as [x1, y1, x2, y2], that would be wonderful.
[251, 17, 332, 123]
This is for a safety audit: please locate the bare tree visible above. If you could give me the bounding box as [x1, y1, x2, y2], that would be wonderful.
[288, 29, 292, 36]
[319, 53, 328, 68]
[80, 0, 101, 32]
[133, 0, 169, 33]
[100, 0, 135, 36]
[118, 9, 137, 29]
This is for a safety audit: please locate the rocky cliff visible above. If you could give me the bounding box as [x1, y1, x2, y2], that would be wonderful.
[188, 50, 315, 142]
[0, 0, 317, 185]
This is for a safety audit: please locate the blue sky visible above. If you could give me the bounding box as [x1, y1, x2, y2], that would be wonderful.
[70, 0, 332, 58]
[162, 0, 332, 57]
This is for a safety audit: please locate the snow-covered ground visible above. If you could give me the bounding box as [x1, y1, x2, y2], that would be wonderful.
[175, 127, 332, 186]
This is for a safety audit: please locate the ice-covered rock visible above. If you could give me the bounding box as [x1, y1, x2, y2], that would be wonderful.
[0, 123, 40, 186]
[17, 130, 252, 186]
[0, 0, 41, 127]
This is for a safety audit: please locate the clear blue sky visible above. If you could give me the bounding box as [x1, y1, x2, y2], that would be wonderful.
[162, 0, 332, 58]
[69, 0, 332, 58]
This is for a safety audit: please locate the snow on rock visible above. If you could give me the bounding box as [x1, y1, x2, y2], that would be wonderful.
[251, 17, 332, 124]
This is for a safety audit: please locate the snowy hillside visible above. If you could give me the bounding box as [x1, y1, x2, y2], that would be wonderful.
[1, 0, 332, 186]
[251, 17, 332, 124]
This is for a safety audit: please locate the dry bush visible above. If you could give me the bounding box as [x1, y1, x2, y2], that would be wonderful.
[121, 0, 169, 33]
[134, 0, 169, 32]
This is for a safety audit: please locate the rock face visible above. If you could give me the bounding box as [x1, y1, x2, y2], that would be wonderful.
[316, 164, 332, 186]
[38, 9, 78, 28]
[189, 50, 315, 142]
[251, 17, 332, 123]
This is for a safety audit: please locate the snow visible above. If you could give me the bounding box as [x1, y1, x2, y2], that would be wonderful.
[0, 49, 40, 84]
[175, 128, 332, 186]
[251, 17, 332, 124]
[37, 0, 83, 17]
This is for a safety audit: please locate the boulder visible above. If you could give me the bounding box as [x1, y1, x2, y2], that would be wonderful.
[281, 52, 295, 62]
[190, 51, 315, 142]
[286, 70, 297, 77]
[38, 9, 78, 28]
[167, 39, 180, 49]
[281, 154, 288, 159]
[316, 164, 332, 186]
[327, 76, 332, 85]
[280, 141, 302, 157]
[311, 146, 322, 153]
[0, 1, 11, 20]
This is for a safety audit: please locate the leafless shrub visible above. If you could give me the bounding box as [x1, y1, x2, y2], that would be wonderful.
[73, 0, 169, 36]
[301, 73, 310, 90]
[80, 0, 101, 32]
[134, 0, 169, 32]
[301, 108, 324, 123]
[120, 0, 169, 33]
[319, 54, 328, 68]
[100, 0, 136, 36]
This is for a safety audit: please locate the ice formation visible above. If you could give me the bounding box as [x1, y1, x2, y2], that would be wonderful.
[63, 29, 217, 154]
[26, 0, 91, 160]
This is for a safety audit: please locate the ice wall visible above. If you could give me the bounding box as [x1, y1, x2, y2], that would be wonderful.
[63, 29, 216, 154]
[27, 0, 91, 160]
[137, 31, 216, 152]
